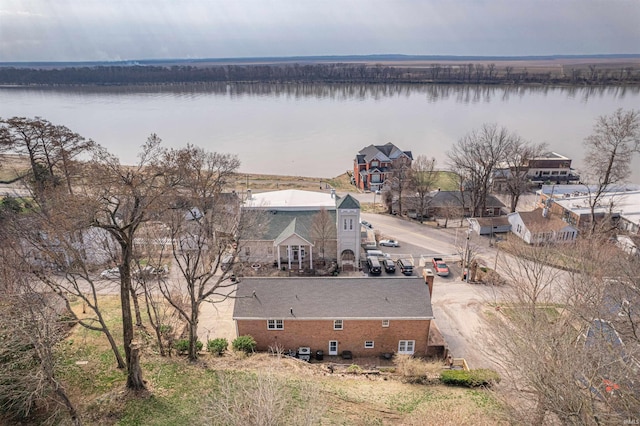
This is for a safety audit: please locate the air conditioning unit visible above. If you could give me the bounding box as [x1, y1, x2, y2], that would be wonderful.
[297, 347, 311, 362]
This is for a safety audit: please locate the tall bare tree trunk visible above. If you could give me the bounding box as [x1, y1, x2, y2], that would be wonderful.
[130, 285, 143, 327]
[120, 244, 146, 391]
[189, 301, 200, 361]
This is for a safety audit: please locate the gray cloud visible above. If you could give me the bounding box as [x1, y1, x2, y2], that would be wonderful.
[1, 0, 638, 61]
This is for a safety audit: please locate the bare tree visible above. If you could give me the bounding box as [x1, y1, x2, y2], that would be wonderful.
[0, 260, 81, 425]
[82, 135, 173, 390]
[310, 207, 335, 263]
[409, 155, 437, 223]
[447, 124, 512, 217]
[157, 145, 242, 361]
[488, 237, 640, 424]
[582, 109, 640, 234]
[131, 222, 178, 357]
[389, 162, 412, 216]
[500, 139, 547, 213]
[0, 170, 129, 370]
[209, 369, 324, 426]
[0, 117, 94, 199]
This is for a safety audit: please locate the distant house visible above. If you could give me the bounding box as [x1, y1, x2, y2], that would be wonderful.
[507, 208, 578, 244]
[25, 227, 116, 270]
[353, 142, 413, 192]
[526, 152, 579, 185]
[492, 152, 580, 192]
[467, 216, 511, 236]
[241, 189, 362, 271]
[233, 275, 435, 358]
[394, 190, 505, 219]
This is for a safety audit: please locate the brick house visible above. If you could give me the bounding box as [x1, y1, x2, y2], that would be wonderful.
[492, 151, 580, 191]
[353, 142, 413, 192]
[233, 275, 434, 358]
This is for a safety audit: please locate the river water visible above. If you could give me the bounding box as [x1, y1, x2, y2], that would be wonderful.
[1, 83, 639, 182]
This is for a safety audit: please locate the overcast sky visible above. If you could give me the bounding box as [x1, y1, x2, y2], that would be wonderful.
[1, 0, 639, 62]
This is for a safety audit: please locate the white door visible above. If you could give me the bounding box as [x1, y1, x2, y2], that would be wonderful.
[328, 340, 338, 356]
[398, 340, 415, 355]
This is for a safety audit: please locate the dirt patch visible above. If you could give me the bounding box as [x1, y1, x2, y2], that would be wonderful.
[0, 153, 355, 192]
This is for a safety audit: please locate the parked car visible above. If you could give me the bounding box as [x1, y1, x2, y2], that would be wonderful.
[383, 258, 396, 273]
[397, 258, 414, 276]
[100, 267, 120, 279]
[379, 239, 399, 247]
[432, 257, 450, 277]
[360, 220, 373, 229]
[367, 256, 382, 275]
[366, 249, 391, 258]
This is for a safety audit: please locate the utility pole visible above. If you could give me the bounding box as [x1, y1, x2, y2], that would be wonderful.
[464, 228, 471, 283]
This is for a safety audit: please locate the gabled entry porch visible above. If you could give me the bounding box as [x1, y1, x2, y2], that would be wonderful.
[274, 224, 314, 270]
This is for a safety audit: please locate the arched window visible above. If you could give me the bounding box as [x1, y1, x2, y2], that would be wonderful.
[341, 249, 355, 261]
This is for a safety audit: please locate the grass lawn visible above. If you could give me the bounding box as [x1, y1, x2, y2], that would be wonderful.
[51, 295, 506, 425]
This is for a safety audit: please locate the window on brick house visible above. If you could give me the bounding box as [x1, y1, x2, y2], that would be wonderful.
[267, 319, 284, 330]
[364, 341, 374, 349]
[382, 320, 390, 327]
[398, 340, 415, 355]
[333, 319, 343, 330]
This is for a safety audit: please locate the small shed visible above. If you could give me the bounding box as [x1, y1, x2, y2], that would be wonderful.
[467, 216, 511, 236]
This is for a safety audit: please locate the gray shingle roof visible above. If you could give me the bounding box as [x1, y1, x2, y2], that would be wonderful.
[233, 277, 433, 320]
[336, 194, 360, 209]
[246, 210, 336, 241]
[357, 142, 413, 163]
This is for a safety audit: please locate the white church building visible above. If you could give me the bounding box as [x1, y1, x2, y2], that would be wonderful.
[241, 189, 362, 271]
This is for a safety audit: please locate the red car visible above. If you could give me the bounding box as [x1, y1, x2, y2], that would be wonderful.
[432, 257, 450, 277]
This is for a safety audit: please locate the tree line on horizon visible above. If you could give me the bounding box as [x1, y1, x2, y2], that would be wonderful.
[1, 61, 640, 86]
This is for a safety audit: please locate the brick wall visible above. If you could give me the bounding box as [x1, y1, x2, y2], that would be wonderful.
[237, 318, 431, 358]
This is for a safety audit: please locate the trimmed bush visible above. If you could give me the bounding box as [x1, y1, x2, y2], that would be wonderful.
[346, 364, 363, 374]
[232, 335, 256, 354]
[440, 369, 500, 388]
[207, 338, 228, 356]
[174, 339, 203, 355]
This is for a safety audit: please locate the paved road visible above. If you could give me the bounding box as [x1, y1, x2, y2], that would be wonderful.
[360, 211, 505, 369]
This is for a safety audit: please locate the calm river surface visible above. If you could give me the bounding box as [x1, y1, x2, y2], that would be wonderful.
[1, 83, 639, 182]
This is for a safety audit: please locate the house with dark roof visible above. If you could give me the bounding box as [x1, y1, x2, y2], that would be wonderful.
[233, 275, 435, 358]
[393, 190, 506, 219]
[241, 189, 362, 271]
[507, 208, 578, 244]
[353, 142, 413, 192]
